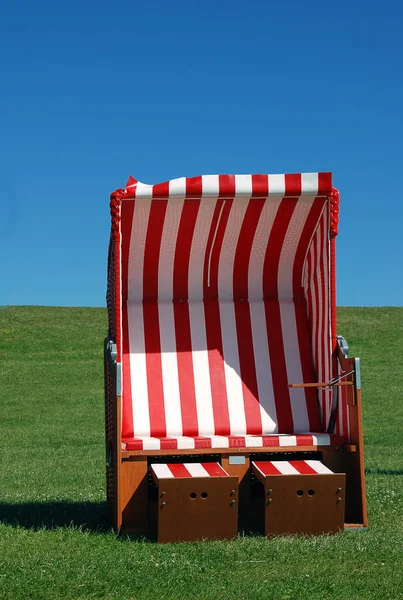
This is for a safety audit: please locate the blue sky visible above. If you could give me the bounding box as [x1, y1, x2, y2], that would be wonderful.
[1, 0, 402, 307]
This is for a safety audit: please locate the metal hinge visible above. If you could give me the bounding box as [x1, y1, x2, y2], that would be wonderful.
[336, 335, 349, 358]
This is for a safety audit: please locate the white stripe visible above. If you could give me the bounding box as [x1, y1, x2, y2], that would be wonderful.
[311, 433, 330, 446]
[158, 302, 183, 436]
[248, 196, 282, 299]
[184, 463, 209, 478]
[271, 461, 300, 475]
[250, 300, 277, 433]
[133, 182, 153, 198]
[301, 173, 318, 196]
[158, 196, 184, 300]
[128, 303, 150, 437]
[188, 199, 218, 299]
[279, 435, 297, 446]
[176, 437, 196, 450]
[219, 302, 247, 435]
[304, 460, 333, 474]
[188, 302, 215, 435]
[151, 464, 175, 479]
[246, 435, 263, 447]
[218, 195, 249, 299]
[235, 174, 252, 196]
[142, 438, 161, 450]
[268, 174, 285, 196]
[202, 175, 220, 197]
[127, 198, 152, 302]
[211, 436, 230, 448]
[168, 177, 187, 197]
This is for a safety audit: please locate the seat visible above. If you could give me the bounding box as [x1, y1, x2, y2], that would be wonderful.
[105, 172, 367, 537]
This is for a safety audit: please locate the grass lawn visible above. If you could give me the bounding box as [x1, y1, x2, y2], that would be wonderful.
[1, 306, 402, 600]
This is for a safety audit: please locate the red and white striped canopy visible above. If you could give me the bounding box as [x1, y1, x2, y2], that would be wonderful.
[108, 173, 343, 450]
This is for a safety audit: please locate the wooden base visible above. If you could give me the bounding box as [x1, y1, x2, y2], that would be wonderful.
[253, 464, 346, 536]
[152, 470, 238, 543]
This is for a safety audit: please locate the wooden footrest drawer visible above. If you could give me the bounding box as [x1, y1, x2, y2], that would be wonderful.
[151, 463, 239, 543]
[252, 460, 345, 536]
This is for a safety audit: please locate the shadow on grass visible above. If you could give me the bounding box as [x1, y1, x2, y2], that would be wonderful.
[365, 468, 403, 476]
[0, 501, 152, 540]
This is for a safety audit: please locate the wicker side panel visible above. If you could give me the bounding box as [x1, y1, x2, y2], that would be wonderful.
[104, 338, 117, 527]
[106, 235, 117, 343]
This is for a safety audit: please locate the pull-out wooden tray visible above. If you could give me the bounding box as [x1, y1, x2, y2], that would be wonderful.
[252, 460, 346, 536]
[151, 463, 238, 543]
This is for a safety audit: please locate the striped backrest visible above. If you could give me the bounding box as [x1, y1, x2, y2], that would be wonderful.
[109, 173, 337, 439]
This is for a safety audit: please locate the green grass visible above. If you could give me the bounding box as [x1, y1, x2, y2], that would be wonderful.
[1, 306, 402, 600]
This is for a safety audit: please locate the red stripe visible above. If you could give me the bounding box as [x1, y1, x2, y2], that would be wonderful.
[193, 437, 213, 449]
[152, 181, 170, 198]
[234, 302, 262, 434]
[174, 199, 200, 300]
[289, 460, 318, 474]
[204, 300, 231, 435]
[251, 174, 269, 197]
[122, 438, 143, 450]
[174, 302, 198, 436]
[228, 436, 246, 447]
[295, 434, 314, 446]
[262, 435, 280, 447]
[201, 463, 227, 477]
[168, 463, 192, 478]
[254, 461, 282, 475]
[264, 299, 294, 434]
[219, 174, 235, 197]
[143, 302, 166, 437]
[285, 173, 302, 197]
[142, 198, 168, 437]
[318, 172, 332, 196]
[159, 438, 179, 450]
[186, 176, 203, 198]
[233, 198, 265, 299]
[173, 199, 200, 436]
[143, 200, 168, 300]
[120, 200, 135, 438]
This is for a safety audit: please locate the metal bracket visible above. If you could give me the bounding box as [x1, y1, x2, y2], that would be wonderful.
[336, 335, 349, 358]
[107, 340, 117, 361]
[116, 362, 122, 396]
[354, 357, 361, 390]
[228, 456, 246, 465]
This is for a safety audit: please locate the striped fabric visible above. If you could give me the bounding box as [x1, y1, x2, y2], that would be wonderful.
[122, 433, 344, 451]
[151, 462, 229, 479]
[111, 172, 341, 449]
[252, 460, 334, 477]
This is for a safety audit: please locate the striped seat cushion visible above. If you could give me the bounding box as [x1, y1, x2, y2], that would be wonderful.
[122, 433, 345, 451]
[151, 462, 229, 479]
[252, 460, 334, 476]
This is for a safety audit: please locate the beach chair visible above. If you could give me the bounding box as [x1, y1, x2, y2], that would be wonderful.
[105, 172, 367, 541]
